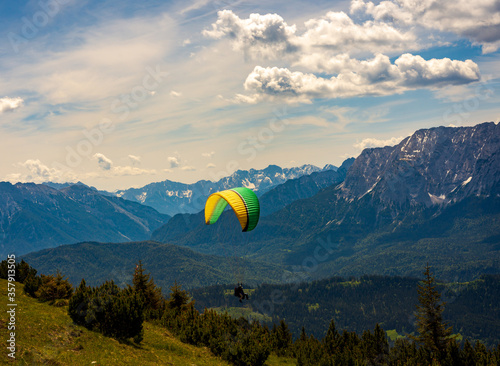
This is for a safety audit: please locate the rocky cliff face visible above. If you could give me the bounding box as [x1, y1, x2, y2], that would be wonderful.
[115, 164, 337, 216]
[340, 122, 500, 208]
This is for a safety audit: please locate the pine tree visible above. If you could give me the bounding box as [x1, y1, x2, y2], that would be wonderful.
[131, 261, 164, 318]
[23, 273, 41, 297]
[273, 319, 293, 356]
[68, 279, 90, 326]
[167, 281, 191, 311]
[324, 319, 339, 355]
[412, 264, 453, 359]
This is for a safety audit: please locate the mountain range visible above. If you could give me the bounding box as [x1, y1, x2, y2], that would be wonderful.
[113, 164, 338, 216]
[0, 183, 169, 257]
[5, 121, 499, 284]
[1, 162, 343, 258]
[151, 122, 500, 281]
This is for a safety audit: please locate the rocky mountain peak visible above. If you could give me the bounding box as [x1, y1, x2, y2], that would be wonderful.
[340, 122, 500, 207]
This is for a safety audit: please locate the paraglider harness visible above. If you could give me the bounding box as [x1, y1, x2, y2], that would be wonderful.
[234, 283, 249, 302]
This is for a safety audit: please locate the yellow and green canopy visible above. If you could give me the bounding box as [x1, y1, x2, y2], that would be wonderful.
[204, 187, 260, 232]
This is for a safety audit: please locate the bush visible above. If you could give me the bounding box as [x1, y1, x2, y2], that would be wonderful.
[68, 280, 144, 343]
[35, 271, 73, 304]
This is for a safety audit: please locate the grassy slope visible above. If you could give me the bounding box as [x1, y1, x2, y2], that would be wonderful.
[0, 279, 293, 365]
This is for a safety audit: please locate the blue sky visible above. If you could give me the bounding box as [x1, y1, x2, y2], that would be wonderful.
[1, 0, 499, 190]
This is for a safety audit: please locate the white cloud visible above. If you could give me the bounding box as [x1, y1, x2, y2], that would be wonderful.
[204, 9, 418, 62]
[351, 0, 500, 53]
[128, 155, 141, 165]
[181, 165, 196, 171]
[0, 97, 24, 113]
[170, 90, 183, 97]
[202, 151, 215, 158]
[299, 11, 418, 56]
[206, 163, 216, 168]
[4, 159, 76, 184]
[354, 136, 404, 150]
[167, 156, 180, 168]
[242, 54, 480, 103]
[204, 10, 482, 104]
[203, 10, 298, 60]
[94, 153, 113, 170]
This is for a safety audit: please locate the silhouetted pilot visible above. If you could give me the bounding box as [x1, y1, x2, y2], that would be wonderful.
[234, 283, 249, 302]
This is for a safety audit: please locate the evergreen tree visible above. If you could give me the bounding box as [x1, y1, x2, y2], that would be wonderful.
[167, 281, 191, 312]
[132, 261, 164, 319]
[272, 319, 293, 356]
[16, 260, 38, 283]
[23, 273, 41, 297]
[323, 319, 339, 355]
[411, 264, 453, 359]
[68, 279, 90, 326]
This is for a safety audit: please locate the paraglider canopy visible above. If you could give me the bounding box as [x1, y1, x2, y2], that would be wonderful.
[204, 187, 260, 232]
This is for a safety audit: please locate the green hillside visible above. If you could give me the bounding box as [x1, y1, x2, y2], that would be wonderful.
[0, 279, 294, 365]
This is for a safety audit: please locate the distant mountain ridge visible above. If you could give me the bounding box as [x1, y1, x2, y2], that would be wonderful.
[0, 183, 170, 257]
[114, 164, 337, 215]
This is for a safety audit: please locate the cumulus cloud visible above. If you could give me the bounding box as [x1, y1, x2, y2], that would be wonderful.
[181, 166, 196, 171]
[128, 155, 141, 165]
[204, 9, 484, 103]
[94, 153, 113, 170]
[204, 10, 417, 61]
[167, 156, 180, 168]
[203, 10, 299, 60]
[242, 54, 480, 102]
[354, 136, 404, 150]
[170, 90, 182, 97]
[351, 0, 500, 53]
[0, 97, 24, 113]
[4, 159, 73, 183]
[299, 11, 418, 56]
[206, 163, 216, 168]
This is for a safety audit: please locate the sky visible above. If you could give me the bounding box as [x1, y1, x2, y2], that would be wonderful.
[0, 0, 499, 191]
